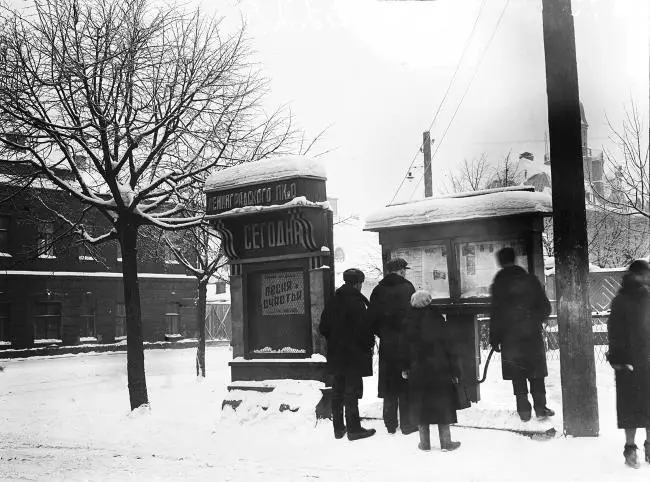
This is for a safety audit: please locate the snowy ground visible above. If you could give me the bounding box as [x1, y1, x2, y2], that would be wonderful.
[1, 347, 649, 481]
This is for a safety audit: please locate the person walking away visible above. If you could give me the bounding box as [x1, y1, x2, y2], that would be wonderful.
[319, 268, 376, 441]
[606, 259, 650, 469]
[489, 247, 554, 422]
[400, 290, 462, 452]
[368, 257, 417, 435]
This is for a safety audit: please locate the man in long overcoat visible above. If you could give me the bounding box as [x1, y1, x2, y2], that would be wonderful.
[489, 247, 553, 421]
[368, 257, 417, 435]
[607, 259, 650, 468]
[319, 268, 376, 441]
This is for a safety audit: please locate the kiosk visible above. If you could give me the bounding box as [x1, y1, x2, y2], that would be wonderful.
[364, 186, 552, 402]
[204, 156, 334, 384]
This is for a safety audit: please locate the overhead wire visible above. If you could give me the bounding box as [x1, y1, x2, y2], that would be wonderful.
[388, 0, 487, 206]
[409, 0, 511, 201]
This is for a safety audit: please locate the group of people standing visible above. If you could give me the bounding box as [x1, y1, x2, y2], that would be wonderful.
[319, 248, 650, 467]
[319, 257, 467, 450]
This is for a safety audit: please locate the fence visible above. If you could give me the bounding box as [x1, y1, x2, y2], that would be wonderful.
[545, 269, 624, 315]
[478, 314, 610, 364]
[205, 302, 232, 341]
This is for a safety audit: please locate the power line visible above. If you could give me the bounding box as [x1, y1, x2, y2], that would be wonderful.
[409, 0, 511, 201]
[388, 0, 487, 206]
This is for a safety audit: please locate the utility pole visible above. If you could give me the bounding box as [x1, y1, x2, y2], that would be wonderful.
[423, 131, 433, 198]
[542, 0, 599, 436]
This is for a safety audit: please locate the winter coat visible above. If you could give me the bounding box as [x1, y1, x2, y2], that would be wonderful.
[399, 304, 462, 425]
[489, 265, 551, 380]
[319, 284, 374, 378]
[607, 274, 650, 429]
[368, 273, 416, 397]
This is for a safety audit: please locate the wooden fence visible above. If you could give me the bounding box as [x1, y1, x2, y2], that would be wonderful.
[205, 302, 231, 341]
[545, 268, 624, 314]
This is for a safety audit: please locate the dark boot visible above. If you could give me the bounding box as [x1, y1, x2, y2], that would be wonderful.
[418, 425, 431, 451]
[332, 398, 346, 439]
[516, 394, 532, 422]
[345, 399, 376, 441]
[624, 444, 640, 469]
[644, 441, 650, 464]
[532, 392, 555, 419]
[438, 424, 461, 452]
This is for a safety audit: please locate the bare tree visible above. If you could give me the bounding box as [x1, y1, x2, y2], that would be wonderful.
[592, 103, 649, 219]
[0, 0, 296, 409]
[486, 151, 524, 189]
[445, 151, 523, 193]
[445, 154, 491, 193]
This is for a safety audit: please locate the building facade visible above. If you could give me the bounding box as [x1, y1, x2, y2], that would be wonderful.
[0, 169, 197, 349]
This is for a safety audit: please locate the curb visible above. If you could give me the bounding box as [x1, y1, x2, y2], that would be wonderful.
[0, 339, 230, 359]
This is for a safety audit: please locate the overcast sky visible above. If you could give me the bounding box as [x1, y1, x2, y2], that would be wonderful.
[202, 0, 647, 216]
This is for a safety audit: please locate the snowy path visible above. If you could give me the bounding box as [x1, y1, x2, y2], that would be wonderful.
[1, 347, 649, 481]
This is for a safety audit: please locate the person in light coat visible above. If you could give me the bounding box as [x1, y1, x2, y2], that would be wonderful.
[399, 290, 462, 452]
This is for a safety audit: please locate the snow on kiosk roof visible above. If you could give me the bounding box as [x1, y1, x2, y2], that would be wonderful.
[364, 186, 553, 231]
[204, 155, 327, 193]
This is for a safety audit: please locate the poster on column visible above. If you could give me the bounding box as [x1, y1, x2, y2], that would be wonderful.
[261, 271, 305, 316]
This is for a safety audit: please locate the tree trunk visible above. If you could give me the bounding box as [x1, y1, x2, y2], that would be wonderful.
[120, 219, 149, 410]
[196, 279, 208, 377]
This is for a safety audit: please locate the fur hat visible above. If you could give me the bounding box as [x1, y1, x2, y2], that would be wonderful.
[343, 268, 365, 284]
[411, 290, 432, 308]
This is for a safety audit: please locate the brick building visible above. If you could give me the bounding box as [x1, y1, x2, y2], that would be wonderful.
[0, 167, 197, 349]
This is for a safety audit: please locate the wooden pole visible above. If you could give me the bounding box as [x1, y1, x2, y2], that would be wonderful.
[542, 0, 599, 436]
[423, 131, 433, 198]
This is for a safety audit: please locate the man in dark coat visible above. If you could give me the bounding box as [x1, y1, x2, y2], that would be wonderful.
[607, 259, 650, 469]
[489, 247, 553, 421]
[319, 268, 376, 441]
[368, 257, 417, 435]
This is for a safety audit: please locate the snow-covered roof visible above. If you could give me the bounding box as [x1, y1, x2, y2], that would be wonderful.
[204, 156, 326, 193]
[365, 187, 552, 231]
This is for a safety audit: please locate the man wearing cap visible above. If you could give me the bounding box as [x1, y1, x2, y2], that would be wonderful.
[368, 258, 417, 435]
[319, 268, 376, 441]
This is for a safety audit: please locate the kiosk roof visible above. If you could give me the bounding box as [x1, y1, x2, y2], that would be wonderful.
[204, 155, 326, 192]
[364, 186, 552, 231]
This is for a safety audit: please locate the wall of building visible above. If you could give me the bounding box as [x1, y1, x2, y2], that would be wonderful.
[0, 181, 198, 348]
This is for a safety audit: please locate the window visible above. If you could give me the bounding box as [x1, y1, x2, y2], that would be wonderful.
[6, 132, 27, 152]
[78, 243, 94, 261]
[115, 303, 126, 338]
[80, 308, 95, 338]
[390, 244, 450, 299]
[456, 239, 528, 298]
[215, 281, 227, 294]
[0, 215, 9, 255]
[33, 303, 61, 340]
[38, 222, 55, 258]
[166, 302, 181, 334]
[165, 245, 179, 264]
[116, 242, 122, 262]
[0, 304, 10, 342]
[74, 154, 88, 170]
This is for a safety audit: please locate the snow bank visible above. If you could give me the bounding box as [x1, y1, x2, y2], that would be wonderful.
[365, 187, 552, 231]
[221, 379, 325, 431]
[204, 156, 326, 192]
